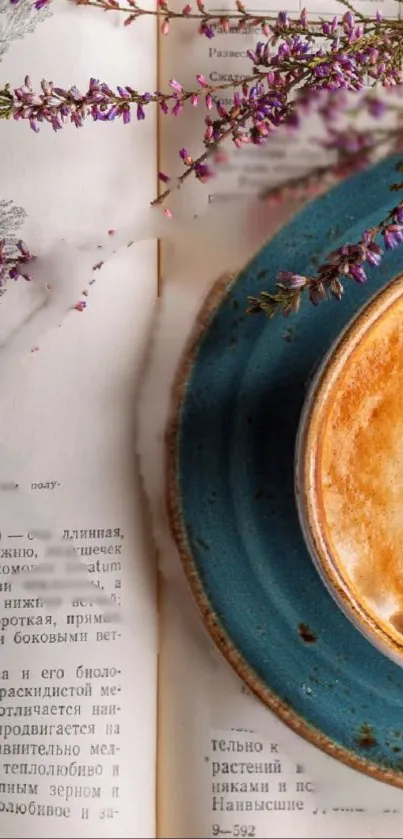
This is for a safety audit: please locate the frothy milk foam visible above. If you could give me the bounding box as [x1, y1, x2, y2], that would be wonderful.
[319, 293, 403, 637]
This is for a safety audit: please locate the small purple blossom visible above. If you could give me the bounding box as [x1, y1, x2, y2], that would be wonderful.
[172, 100, 183, 116]
[365, 243, 382, 266]
[179, 147, 193, 165]
[200, 21, 215, 38]
[194, 162, 212, 181]
[168, 79, 183, 93]
[383, 224, 403, 249]
[349, 264, 367, 284]
[277, 271, 306, 290]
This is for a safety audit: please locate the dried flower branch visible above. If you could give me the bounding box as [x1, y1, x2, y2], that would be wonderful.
[6, 0, 350, 34]
[69, 0, 377, 39]
[7, 0, 403, 41]
[2, 4, 403, 206]
[247, 183, 403, 317]
[6, 0, 403, 318]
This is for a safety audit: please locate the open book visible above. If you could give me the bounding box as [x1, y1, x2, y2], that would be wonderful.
[2, 1, 403, 837]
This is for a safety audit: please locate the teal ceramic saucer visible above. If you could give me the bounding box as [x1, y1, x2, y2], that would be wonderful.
[166, 153, 403, 787]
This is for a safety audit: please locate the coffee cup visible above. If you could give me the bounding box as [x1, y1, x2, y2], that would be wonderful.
[295, 275, 403, 667]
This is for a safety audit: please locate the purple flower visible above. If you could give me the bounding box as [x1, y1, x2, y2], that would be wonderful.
[384, 225, 403, 249]
[122, 105, 131, 124]
[107, 104, 120, 121]
[200, 22, 215, 38]
[136, 103, 145, 120]
[365, 243, 382, 266]
[204, 122, 213, 141]
[349, 264, 367, 284]
[277, 10, 288, 26]
[299, 6, 307, 25]
[172, 100, 183, 116]
[168, 79, 183, 93]
[195, 162, 212, 182]
[367, 97, 386, 118]
[277, 271, 306, 289]
[216, 101, 228, 118]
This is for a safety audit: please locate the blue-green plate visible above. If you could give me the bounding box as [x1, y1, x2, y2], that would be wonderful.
[166, 153, 403, 786]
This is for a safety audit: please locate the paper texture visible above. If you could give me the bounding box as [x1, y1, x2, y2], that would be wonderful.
[138, 2, 403, 836]
[0, 4, 158, 837]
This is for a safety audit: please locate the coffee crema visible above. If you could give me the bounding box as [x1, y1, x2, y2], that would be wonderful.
[318, 292, 403, 637]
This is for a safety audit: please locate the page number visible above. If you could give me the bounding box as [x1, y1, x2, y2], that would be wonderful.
[212, 826, 256, 837]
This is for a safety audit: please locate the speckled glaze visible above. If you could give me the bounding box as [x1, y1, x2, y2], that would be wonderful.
[166, 153, 403, 787]
[296, 275, 403, 669]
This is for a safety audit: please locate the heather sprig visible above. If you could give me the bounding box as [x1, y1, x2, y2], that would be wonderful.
[6, 0, 403, 320]
[0, 239, 35, 289]
[7, 0, 357, 36]
[3, 0, 403, 205]
[2, 81, 402, 205]
[247, 193, 403, 318]
[9, 0, 403, 43]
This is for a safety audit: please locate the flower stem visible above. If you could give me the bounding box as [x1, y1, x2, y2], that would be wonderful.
[248, 186, 403, 318]
[72, 0, 403, 36]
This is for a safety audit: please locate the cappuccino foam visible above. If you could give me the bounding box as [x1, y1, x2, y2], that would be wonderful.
[319, 294, 403, 636]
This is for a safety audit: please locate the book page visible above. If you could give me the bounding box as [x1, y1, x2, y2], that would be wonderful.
[139, 249, 403, 839]
[142, 2, 403, 821]
[0, 4, 158, 838]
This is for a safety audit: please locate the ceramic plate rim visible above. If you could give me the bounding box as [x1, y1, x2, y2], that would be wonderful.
[165, 269, 403, 791]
